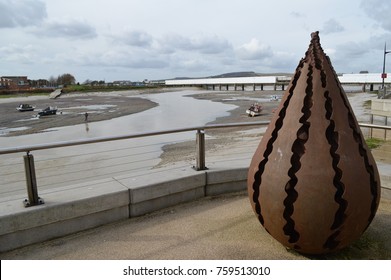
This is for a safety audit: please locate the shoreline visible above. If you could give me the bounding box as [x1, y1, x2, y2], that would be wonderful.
[156, 90, 378, 167]
[155, 90, 280, 167]
[0, 88, 379, 168]
[0, 90, 160, 137]
[0, 88, 278, 137]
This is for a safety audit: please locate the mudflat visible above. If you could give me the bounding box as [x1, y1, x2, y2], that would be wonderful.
[0, 91, 158, 137]
[0, 88, 282, 141]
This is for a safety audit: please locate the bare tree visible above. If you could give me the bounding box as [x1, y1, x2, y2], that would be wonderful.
[57, 73, 76, 86]
[48, 76, 57, 87]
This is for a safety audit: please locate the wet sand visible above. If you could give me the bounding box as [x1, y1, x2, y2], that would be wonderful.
[0, 89, 378, 168]
[155, 90, 281, 167]
[0, 90, 159, 137]
[1, 89, 373, 136]
[0, 89, 281, 136]
[157, 90, 377, 167]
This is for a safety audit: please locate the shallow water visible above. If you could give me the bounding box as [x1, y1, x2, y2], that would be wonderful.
[0, 90, 377, 199]
[0, 90, 238, 197]
[0, 126, 31, 136]
[0, 90, 236, 147]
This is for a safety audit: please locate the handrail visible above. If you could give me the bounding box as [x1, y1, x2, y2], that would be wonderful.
[0, 121, 389, 155]
[0, 121, 270, 155]
[357, 123, 391, 130]
[1, 120, 390, 207]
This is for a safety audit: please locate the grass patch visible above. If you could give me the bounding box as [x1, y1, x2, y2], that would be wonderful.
[61, 84, 160, 93]
[366, 138, 385, 149]
[0, 92, 51, 99]
[363, 99, 371, 109]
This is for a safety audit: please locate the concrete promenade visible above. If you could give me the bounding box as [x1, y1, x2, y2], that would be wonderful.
[1, 188, 391, 260]
[1, 157, 391, 260]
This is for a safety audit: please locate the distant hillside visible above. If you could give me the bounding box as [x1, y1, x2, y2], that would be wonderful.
[171, 71, 293, 80]
[209, 72, 259, 78]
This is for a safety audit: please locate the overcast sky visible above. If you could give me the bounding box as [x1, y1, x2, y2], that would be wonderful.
[1, 0, 391, 83]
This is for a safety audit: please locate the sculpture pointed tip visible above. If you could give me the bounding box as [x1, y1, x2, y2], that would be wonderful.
[311, 31, 320, 39]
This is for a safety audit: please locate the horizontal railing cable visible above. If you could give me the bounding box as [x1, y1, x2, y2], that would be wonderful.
[0, 121, 269, 155]
[0, 121, 390, 205]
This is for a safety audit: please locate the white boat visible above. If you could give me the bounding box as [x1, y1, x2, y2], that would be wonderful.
[246, 103, 262, 117]
[270, 95, 279, 101]
[16, 104, 35, 112]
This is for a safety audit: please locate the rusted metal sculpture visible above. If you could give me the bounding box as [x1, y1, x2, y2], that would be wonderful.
[247, 31, 381, 255]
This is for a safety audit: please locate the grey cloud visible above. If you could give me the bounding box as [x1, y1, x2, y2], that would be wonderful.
[0, 44, 38, 63]
[123, 58, 168, 69]
[0, 0, 47, 28]
[330, 34, 391, 72]
[127, 31, 153, 47]
[41, 20, 97, 39]
[162, 34, 231, 54]
[85, 49, 169, 70]
[335, 34, 388, 58]
[114, 30, 153, 47]
[112, 31, 232, 55]
[361, 0, 391, 31]
[322, 19, 345, 34]
[236, 39, 273, 61]
[290, 11, 305, 18]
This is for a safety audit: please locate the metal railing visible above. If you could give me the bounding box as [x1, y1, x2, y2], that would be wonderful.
[0, 121, 269, 207]
[0, 121, 390, 208]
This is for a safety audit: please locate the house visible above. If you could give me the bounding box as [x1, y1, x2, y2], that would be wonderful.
[113, 80, 132, 86]
[0, 76, 30, 90]
[0, 77, 12, 89]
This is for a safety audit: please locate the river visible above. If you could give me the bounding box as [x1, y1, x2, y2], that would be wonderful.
[0, 90, 237, 200]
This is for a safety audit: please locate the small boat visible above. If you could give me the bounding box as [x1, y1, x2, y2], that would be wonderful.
[38, 106, 57, 116]
[246, 103, 263, 117]
[270, 95, 279, 101]
[16, 104, 35, 112]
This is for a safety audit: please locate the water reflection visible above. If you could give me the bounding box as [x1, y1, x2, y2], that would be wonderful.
[0, 90, 238, 197]
[0, 90, 236, 147]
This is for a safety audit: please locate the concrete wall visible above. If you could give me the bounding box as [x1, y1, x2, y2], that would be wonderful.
[372, 99, 391, 117]
[0, 166, 250, 252]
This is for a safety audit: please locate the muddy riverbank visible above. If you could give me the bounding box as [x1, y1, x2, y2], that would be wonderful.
[0, 91, 161, 136]
[0, 88, 377, 169]
[156, 90, 377, 167]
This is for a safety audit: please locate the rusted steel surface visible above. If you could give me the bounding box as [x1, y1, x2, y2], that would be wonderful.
[247, 32, 381, 255]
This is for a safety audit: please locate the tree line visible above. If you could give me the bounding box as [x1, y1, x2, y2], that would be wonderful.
[29, 73, 76, 88]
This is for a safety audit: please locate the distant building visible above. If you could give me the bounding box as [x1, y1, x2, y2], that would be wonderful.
[113, 80, 132, 86]
[29, 79, 51, 88]
[0, 76, 30, 90]
[149, 79, 165, 86]
[0, 77, 12, 89]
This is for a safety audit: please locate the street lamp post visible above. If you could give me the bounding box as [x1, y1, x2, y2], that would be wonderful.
[382, 42, 391, 98]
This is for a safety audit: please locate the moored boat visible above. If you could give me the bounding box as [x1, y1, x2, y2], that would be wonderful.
[16, 104, 35, 112]
[38, 106, 57, 116]
[246, 103, 262, 117]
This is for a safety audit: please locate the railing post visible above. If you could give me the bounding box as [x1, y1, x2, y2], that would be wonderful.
[194, 129, 207, 171]
[23, 152, 44, 207]
[370, 114, 373, 138]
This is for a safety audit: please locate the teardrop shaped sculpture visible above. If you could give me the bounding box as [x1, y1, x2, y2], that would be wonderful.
[247, 31, 381, 255]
